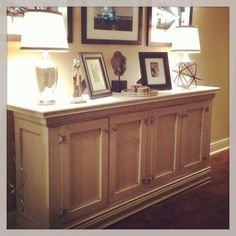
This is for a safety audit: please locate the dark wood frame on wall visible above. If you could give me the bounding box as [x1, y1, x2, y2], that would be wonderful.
[147, 7, 193, 46]
[67, 7, 73, 43]
[81, 7, 142, 45]
[7, 7, 73, 43]
[138, 52, 172, 90]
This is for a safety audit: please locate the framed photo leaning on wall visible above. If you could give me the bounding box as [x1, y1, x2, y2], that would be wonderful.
[147, 7, 192, 46]
[138, 52, 172, 90]
[79, 52, 112, 99]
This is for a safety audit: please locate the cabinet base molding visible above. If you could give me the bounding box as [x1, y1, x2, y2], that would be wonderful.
[65, 167, 211, 229]
[14, 167, 211, 229]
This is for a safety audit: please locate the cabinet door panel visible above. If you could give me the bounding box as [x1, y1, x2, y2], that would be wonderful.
[148, 107, 180, 187]
[60, 119, 108, 223]
[180, 102, 210, 173]
[109, 112, 148, 203]
[115, 121, 142, 190]
[69, 129, 101, 208]
[182, 108, 202, 166]
[15, 120, 49, 228]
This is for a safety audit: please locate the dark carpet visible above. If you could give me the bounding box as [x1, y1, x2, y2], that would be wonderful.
[106, 150, 229, 229]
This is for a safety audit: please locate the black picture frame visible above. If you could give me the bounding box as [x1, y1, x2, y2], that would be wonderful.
[79, 52, 112, 99]
[147, 7, 193, 46]
[7, 7, 73, 43]
[81, 7, 142, 45]
[138, 52, 172, 90]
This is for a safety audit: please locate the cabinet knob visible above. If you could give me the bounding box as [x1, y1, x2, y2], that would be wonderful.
[144, 117, 151, 125]
[112, 127, 118, 132]
[58, 135, 66, 144]
[151, 116, 156, 124]
[180, 113, 188, 118]
[58, 208, 67, 217]
[142, 177, 148, 185]
[148, 175, 155, 184]
[145, 117, 156, 125]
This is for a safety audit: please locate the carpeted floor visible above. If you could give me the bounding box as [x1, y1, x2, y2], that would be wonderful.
[106, 149, 229, 229]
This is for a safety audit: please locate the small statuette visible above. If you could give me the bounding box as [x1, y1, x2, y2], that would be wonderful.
[71, 59, 86, 104]
[111, 51, 127, 92]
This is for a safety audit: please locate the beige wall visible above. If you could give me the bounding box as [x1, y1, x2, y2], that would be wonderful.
[7, 7, 229, 143]
[193, 7, 229, 142]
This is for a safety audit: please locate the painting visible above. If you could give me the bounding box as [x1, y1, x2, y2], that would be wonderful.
[147, 7, 193, 46]
[138, 52, 172, 90]
[81, 7, 142, 45]
[79, 52, 112, 99]
[7, 7, 73, 43]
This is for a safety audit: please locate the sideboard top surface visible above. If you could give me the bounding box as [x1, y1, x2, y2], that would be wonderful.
[7, 86, 219, 120]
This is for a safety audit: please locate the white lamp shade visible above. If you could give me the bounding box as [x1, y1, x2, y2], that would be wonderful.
[20, 10, 69, 51]
[171, 26, 201, 53]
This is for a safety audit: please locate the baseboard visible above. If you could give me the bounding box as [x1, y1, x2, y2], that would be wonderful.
[210, 138, 229, 155]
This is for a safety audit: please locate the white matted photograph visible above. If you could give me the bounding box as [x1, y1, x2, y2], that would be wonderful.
[145, 58, 166, 85]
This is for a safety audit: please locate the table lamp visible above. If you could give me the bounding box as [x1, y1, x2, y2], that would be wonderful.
[171, 26, 201, 88]
[20, 9, 69, 105]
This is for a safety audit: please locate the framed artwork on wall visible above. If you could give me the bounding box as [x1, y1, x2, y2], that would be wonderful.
[138, 52, 172, 90]
[7, 7, 73, 43]
[79, 52, 112, 99]
[147, 7, 193, 46]
[81, 7, 142, 45]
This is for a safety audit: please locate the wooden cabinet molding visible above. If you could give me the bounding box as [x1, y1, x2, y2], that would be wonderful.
[7, 86, 219, 229]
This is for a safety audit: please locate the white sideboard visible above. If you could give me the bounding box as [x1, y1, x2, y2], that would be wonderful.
[7, 86, 219, 229]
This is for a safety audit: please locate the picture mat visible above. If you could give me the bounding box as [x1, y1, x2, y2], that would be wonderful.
[145, 58, 166, 85]
[86, 58, 107, 91]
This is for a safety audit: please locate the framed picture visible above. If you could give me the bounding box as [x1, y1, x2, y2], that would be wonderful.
[138, 52, 172, 90]
[79, 52, 112, 99]
[7, 7, 73, 43]
[81, 7, 142, 45]
[147, 7, 193, 46]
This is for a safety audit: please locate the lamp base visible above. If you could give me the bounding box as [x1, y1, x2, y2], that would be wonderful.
[35, 65, 58, 105]
[35, 51, 58, 105]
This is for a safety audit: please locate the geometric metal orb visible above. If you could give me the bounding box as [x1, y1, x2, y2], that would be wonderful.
[172, 62, 201, 89]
